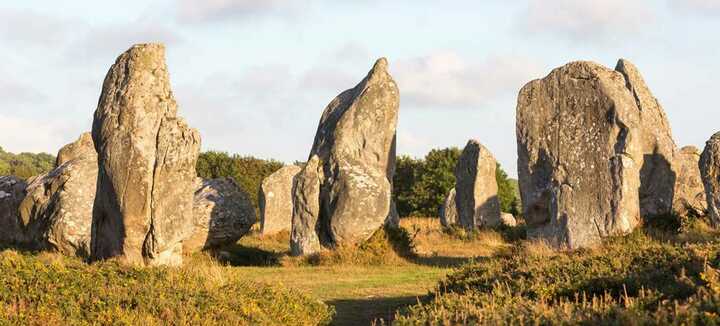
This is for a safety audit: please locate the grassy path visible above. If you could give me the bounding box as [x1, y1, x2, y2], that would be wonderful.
[223, 218, 511, 325]
[233, 265, 450, 325]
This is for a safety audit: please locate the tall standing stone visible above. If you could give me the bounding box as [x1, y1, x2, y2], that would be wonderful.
[291, 155, 323, 255]
[700, 133, 720, 226]
[291, 58, 399, 254]
[439, 188, 457, 228]
[91, 44, 201, 266]
[517, 61, 642, 249]
[673, 146, 706, 217]
[454, 140, 501, 229]
[259, 165, 301, 235]
[616, 59, 677, 218]
[18, 133, 97, 256]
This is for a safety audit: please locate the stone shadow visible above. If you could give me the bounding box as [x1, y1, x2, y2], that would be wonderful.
[328, 295, 423, 326]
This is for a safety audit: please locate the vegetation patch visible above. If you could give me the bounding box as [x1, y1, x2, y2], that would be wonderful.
[395, 220, 720, 325]
[0, 250, 333, 325]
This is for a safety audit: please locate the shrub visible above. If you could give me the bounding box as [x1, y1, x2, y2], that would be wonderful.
[287, 226, 416, 267]
[0, 250, 334, 325]
[395, 225, 720, 325]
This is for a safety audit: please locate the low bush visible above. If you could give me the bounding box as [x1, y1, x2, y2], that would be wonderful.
[395, 221, 720, 325]
[290, 226, 416, 267]
[0, 250, 334, 325]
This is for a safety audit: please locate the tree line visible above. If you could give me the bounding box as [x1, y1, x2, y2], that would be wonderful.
[393, 147, 520, 217]
[0, 147, 55, 179]
[1, 147, 520, 218]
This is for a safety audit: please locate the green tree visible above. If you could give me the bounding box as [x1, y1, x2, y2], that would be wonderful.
[0, 147, 55, 179]
[196, 151, 284, 211]
[393, 155, 422, 217]
[496, 163, 519, 215]
[392, 147, 520, 218]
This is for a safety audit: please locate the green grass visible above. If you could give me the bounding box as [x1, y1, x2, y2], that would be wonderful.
[394, 219, 720, 325]
[0, 250, 333, 325]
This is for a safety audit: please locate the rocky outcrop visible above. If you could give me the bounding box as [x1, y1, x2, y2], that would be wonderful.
[439, 188, 457, 228]
[517, 61, 643, 249]
[0, 176, 27, 246]
[184, 177, 256, 252]
[455, 140, 501, 229]
[91, 44, 201, 266]
[291, 155, 323, 256]
[616, 59, 677, 218]
[290, 58, 399, 254]
[673, 146, 706, 217]
[18, 133, 97, 256]
[259, 165, 301, 235]
[700, 133, 720, 226]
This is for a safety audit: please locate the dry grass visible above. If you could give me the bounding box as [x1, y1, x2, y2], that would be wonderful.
[400, 217, 513, 259]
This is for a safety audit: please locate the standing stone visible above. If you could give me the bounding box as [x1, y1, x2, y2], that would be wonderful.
[517, 61, 642, 249]
[454, 140, 501, 229]
[700, 133, 720, 226]
[439, 188, 457, 228]
[184, 177, 256, 252]
[18, 133, 97, 256]
[291, 58, 399, 254]
[91, 44, 201, 266]
[259, 165, 301, 235]
[291, 155, 323, 256]
[673, 146, 706, 217]
[616, 59, 677, 218]
[0, 176, 27, 246]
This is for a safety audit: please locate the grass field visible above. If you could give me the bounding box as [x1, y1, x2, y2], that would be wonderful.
[217, 217, 511, 325]
[0, 217, 508, 325]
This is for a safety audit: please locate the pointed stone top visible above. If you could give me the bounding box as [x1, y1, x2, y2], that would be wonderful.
[56, 132, 96, 167]
[372, 57, 388, 71]
[127, 43, 165, 52]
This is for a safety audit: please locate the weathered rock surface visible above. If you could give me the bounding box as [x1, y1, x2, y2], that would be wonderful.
[18, 133, 97, 256]
[259, 165, 301, 235]
[673, 146, 706, 217]
[291, 58, 399, 254]
[91, 43, 201, 266]
[455, 140, 501, 229]
[0, 176, 27, 246]
[439, 188, 457, 228]
[616, 59, 677, 218]
[184, 177, 256, 252]
[517, 61, 643, 249]
[700, 133, 720, 226]
[500, 212, 517, 227]
[291, 155, 323, 256]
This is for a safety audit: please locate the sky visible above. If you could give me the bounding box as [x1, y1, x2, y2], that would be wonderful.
[1, 0, 719, 177]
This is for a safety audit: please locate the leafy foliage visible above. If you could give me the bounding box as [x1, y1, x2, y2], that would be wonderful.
[395, 222, 720, 325]
[196, 151, 284, 211]
[0, 146, 55, 179]
[393, 147, 519, 217]
[0, 250, 334, 325]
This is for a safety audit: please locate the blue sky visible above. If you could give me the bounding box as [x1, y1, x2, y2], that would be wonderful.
[2, 0, 719, 177]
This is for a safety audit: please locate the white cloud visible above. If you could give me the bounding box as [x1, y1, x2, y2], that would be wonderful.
[0, 80, 47, 105]
[63, 22, 182, 65]
[176, 0, 308, 23]
[671, 0, 720, 15]
[393, 51, 543, 109]
[0, 8, 77, 47]
[0, 114, 70, 154]
[519, 0, 655, 41]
